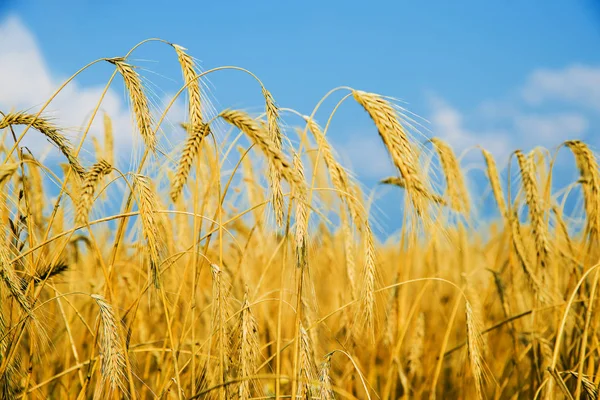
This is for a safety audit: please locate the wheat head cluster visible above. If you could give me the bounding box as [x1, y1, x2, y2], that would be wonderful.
[0, 40, 599, 400]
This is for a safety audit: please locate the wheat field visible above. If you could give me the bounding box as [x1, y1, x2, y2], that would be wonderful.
[0, 40, 599, 400]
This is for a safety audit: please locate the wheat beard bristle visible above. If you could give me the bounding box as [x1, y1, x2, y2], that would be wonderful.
[108, 58, 156, 152]
[0, 112, 85, 177]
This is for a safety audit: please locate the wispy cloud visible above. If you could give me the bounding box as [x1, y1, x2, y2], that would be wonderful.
[522, 64, 600, 110]
[429, 64, 600, 163]
[0, 15, 163, 167]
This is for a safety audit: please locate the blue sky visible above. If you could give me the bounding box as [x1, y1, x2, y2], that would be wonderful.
[1, 1, 599, 234]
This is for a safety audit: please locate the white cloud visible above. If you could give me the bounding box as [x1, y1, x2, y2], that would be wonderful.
[0, 15, 143, 167]
[514, 113, 588, 142]
[522, 64, 600, 110]
[430, 64, 599, 162]
[429, 97, 513, 161]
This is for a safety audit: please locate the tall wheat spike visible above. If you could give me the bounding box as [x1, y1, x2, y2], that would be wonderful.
[219, 109, 305, 195]
[515, 150, 550, 271]
[294, 153, 309, 270]
[171, 44, 209, 202]
[465, 301, 486, 400]
[131, 174, 162, 287]
[108, 58, 156, 152]
[318, 355, 335, 400]
[430, 138, 470, 213]
[263, 88, 285, 227]
[358, 222, 377, 340]
[304, 116, 363, 225]
[297, 324, 317, 399]
[232, 289, 260, 400]
[91, 294, 129, 399]
[481, 149, 507, 219]
[0, 112, 85, 177]
[75, 160, 112, 225]
[103, 113, 114, 166]
[565, 140, 600, 246]
[170, 123, 211, 202]
[352, 90, 441, 214]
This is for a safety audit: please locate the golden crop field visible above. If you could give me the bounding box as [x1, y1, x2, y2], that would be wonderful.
[0, 41, 598, 400]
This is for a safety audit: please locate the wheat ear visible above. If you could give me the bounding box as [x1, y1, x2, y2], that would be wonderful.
[91, 294, 129, 398]
[297, 324, 317, 399]
[431, 138, 470, 213]
[565, 140, 600, 245]
[352, 90, 441, 213]
[232, 289, 260, 400]
[108, 58, 156, 151]
[170, 123, 211, 202]
[465, 301, 486, 400]
[171, 45, 210, 202]
[263, 88, 285, 227]
[481, 149, 507, 219]
[75, 160, 112, 225]
[318, 354, 335, 400]
[131, 174, 162, 287]
[219, 109, 305, 195]
[103, 112, 114, 166]
[515, 150, 550, 271]
[0, 112, 85, 177]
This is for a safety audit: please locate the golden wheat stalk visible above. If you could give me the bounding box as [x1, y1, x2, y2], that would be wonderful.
[103, 113, 114, 166]
[170, 123, 211, 202]
[210, 263, 232, 397]
[380, 176, 447, 206]
[91, 294, 129, 398]
[509, 211, 551, 303]
[232, 289, 260, 400]
[465, 301, 486, 400]
[318, 354, 335, 400]
[263, 88, 285, 227]
[219, 109, 305, 195]
[358, 222, 377, 340]
[75, 160, 112, 225]
[431, 138, 470, 213]
[297, 324, 317, 399]
[108, 58, 156, 151]
[294, 153, 309, 270]
[352, 90, 441, 213]
[131, 174, 162, 287]
[565, 140, 600, 245]
[0, 112, 85, 177]
[515, 150, 550, 271]
[481, 149, 507, 219]
[305, 116, 364, 225]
